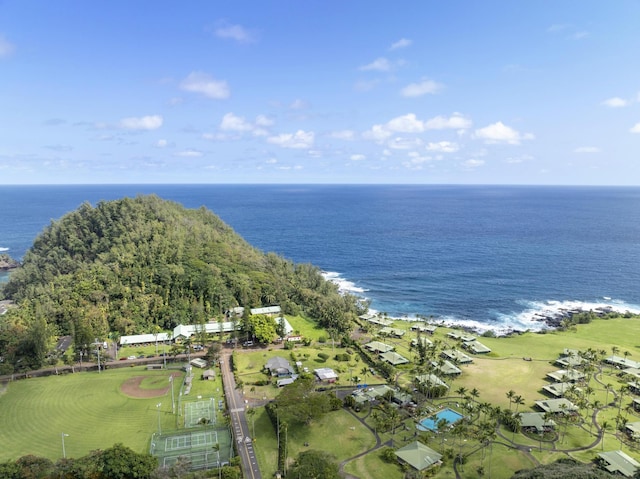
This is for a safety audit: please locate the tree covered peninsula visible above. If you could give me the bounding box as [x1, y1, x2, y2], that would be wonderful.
[0, 195, 363, 373]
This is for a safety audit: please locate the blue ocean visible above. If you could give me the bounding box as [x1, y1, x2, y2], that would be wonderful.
[1, 185, 640, 333]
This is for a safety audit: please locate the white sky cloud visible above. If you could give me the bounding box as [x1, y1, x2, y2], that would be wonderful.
[400, 79, 442, 97]
[389, 38, 412, 50]
[119, 115, 163, 130]
[267, 130, 315, 149]
[425, 113, 472, 130]
[255, 115, 274, 127]
[180, 72, 230, 99]
[463, 159, 485, 168]
[175, 149, 203, 157]
[218, 112, 273, 137]
[630, 123, 640, 133]
[388, 137, 423, 150]
[220, 113, 253, 132]
[350, 154, 366, 161]
[362, 124, 393, 143]
[214, 22, 255, 43]
[364, 113, 472, 147]
[359, 57, 392, 72]
[330, 130, 356, 140]
[289, 99, 309, 110]
[426, 141, 459, 153]
[387, 113, 425, 133]
[574, 146, 601, 153]
[474, 121, 534, 145]
[0, 35, 15, 57]
[602, 97, 629, 108]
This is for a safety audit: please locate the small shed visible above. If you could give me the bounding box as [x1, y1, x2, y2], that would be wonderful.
[202, 369, 216, 380]
[190, 358, 208, 369]
[314, 368, 338, 383]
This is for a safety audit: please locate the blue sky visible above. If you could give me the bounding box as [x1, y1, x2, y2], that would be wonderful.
[1, 1, 639, 185]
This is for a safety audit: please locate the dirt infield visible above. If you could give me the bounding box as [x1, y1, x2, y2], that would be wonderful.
[121, 372, 182, 398]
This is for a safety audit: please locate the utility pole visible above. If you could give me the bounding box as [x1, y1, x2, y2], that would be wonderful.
[61, 433, 69, 458]
[156, 403, 162, 435]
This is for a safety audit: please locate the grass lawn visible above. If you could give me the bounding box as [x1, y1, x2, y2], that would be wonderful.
[252, 407, 279, 476]
[0, 367, 185, 461]
[253, 407, 375, 477]
[343, 449, 404, 479]
[452, 356, 555, 409]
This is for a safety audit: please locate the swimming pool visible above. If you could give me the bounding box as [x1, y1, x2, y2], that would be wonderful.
[417, 408, 464, 431]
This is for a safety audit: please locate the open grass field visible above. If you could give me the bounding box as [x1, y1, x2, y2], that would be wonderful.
[0, 366, 186, 461]
[252, 407, 375, 478]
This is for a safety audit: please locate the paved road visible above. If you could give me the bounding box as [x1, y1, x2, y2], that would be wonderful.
[220, 351, 262, 479]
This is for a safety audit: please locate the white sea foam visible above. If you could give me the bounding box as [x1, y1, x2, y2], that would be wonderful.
[362, 297, 640, 337]
[0, 247, 9, 252]
[322, 270, 640, 336]
[322, 271, 368, 294]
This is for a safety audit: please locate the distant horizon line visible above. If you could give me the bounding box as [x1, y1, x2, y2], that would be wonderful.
[2, 182, 640, 188]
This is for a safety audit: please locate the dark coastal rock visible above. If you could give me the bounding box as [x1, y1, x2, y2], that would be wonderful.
[0, 254, 19, 271]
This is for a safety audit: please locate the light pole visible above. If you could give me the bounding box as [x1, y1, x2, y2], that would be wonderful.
[92, 339, 102, 373]
[61, 433, 69, 458]
[156, 403, 162, 435]
[169, 376, 175, 414]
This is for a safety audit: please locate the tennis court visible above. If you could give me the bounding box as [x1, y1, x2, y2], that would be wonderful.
[184, 398, 216, 428]
[151, 427, 233, 471]
[164, 430, 218, 452]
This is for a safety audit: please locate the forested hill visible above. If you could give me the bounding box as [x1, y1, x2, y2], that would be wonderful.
[0, 195, 362, 372]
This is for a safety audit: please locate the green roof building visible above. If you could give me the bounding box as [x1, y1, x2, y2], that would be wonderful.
[597, 450, 640, 477]
[395, 441, 443, 472]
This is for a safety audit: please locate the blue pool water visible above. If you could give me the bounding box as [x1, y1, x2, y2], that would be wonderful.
[417, 408, 464, 431]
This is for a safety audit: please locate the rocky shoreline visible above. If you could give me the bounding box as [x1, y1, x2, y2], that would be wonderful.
[0, 253, 19, 272]
[532, 305, 622, 329]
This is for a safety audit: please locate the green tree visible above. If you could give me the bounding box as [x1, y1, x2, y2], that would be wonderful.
[243, 314, 277, 344]
[273, 377, 332, 425]
[288, 450, 341, 479]
[95, 443, 157, 479]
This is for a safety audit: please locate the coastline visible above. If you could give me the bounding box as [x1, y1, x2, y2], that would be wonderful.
[325, 271, 640, 335]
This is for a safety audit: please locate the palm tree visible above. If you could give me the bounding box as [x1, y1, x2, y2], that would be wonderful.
[605, 383, 613, 406]
[506, 390, 516, 410]
[601, 420, 611, 450]
[456, 386, 468, 398]
[618, 385, 629, 417]
[360, 367, 369, 384]
[513, 395, 525, 413]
